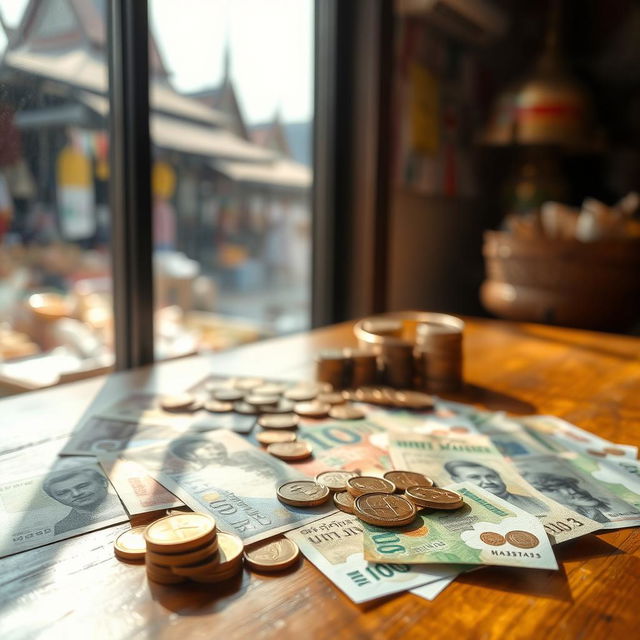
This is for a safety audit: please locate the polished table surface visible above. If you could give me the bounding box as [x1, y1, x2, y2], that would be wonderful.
[1, 317, 640, 639]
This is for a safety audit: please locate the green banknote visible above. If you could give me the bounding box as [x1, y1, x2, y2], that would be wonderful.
[389, 432, 601, 542]
[362, 482, 558, 570]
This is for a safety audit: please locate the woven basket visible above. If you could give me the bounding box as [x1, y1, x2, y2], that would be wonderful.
[481, 230, 640, 330]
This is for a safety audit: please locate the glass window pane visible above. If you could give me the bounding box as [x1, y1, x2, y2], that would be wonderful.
[148, 0, 313, 358]
[0, 0, 113, 395]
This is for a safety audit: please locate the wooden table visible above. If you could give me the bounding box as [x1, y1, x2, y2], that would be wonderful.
[1, 317, 640, 639]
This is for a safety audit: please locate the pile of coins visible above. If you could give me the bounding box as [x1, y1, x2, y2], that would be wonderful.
[325, 470, 465, 527]
[142, 513, 244, 585]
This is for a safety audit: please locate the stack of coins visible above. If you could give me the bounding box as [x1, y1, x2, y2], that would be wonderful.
[316, 349, 351, 389]
[348, 348, 379, 387]
[381, 343, 415, 389]
[143, 513, 243, 585]
[415, 319, 464, 393]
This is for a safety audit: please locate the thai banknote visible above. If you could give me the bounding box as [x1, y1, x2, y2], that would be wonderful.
[519, 415, 638, 459]
[0, 443, 128, 558]
[389, 432, 601, 542]
[284, 512, 459, 603]
[98, 454, 183, 517]
[514, 454, 640, 529]
[362, 482, 558, 570]
[115, 429, 334, 544]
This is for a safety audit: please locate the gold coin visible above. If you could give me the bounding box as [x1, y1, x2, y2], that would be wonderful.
[258, 413, 300, 429]
[146, 538, 220, 567]
[333, 491, 356, 514]
[346, 476, 396, 497]
[328, 404, 365, 420]
[114, 526, 147, 562]
[203, 400, 234, 413]
[256, 430, 297, 445]
[260, 399, 296, 414]
[267, 441, 313, 461]
[144, 513, 217, 553]
[284, 386, 318, 402]
[233, 401, 259, 415]
[276, 480, 330, 507]
[172, 532, 244, 577]
[245, 394, 280, 407]
[214, 388, 245, 402]
[383, 470, 434, 492]
[404, 486, 463, 510]
[244, 538, 300, 572]
[234, 377, 264, 391]
[317, 392, 346, 405]
[160, 393, 198, 412]
[294, 401, 331, 418]
[354, 493, 417, 527]
[146, 561, 187, 584]
[315, 469, 360, 492]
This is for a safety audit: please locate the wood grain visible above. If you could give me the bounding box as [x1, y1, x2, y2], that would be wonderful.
[1, 317, 640, 639]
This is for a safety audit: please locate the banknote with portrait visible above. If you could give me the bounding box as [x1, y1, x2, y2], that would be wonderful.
[389, 432, 601, 543]
[115, 429, 334, 544]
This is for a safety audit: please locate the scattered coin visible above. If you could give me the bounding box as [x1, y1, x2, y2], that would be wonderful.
[317, 392, 346, 405]
[256, 430, 297, 445]
[245, 394, 280, 407]
[267, 441, 313, 461]
[203, 400, 234, 413]
[234, 377, 264, 391]
[354, 493, 417, 527]
[333, 491, 356, 514]
[328, 404, 366, 420]
[258, 413, 300, 430]
[260, 399, 296, 414]
[315, 469, 360, 492]
[146, 538, 220, 567]
[277, 481, 330, 507]
[383, 470, 434, 492]
[253, 384, 287, 396]
[294, 401, 331, 418]
[214, 388, 245, 402]
[244, 538, 301, 572]
[144, 513, 217, 553]
[480, 532, 506, 547]
[233, 401, 259, 415]
[284, 386, 318, 402]
[393, 391, 435, 411]
[114, 526, 147, 562]
[505, 530, 540, 549]
[160, 393, 198, 412]
[346, 476, 396, 497]
[404, 486, 464, 510]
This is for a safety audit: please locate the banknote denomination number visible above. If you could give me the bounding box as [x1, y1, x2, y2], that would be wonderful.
[371, 531, 405, 554]
[543, 517, 584, 536]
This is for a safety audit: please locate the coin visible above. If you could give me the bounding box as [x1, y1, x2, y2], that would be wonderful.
[146, 561, 187, 584]
[214, 388, 245, 402]
[393, 391, 435, 411]
[505, 530, 540, 549]
[354, 493, 417, 527]
[203, 400, 234, 413]
[258, 413, 300, 429]
[294, 401, 331, 418]
[317, 392, 346, 405]
[256, 430, 297, 445]
[284, 386, 318, 402]
[267, 441, 313, 461]
[480, 532, 506, 546]
[276, 480, 330, 507]
[146, 538, 220, 567]
[233, 401, 259, 415]
[245, 394, 280, 407]
[114, 526, 147, 562]
[383, 470, 434, 492]
[144, 513, 217, 553]
[234, 377, 264, 391]
[169, 553, 225, 577]
[404, 486, 463, 510]
[244, 538, 300, 572]
[346, 476, 396, 497]
[172, 532, 244, 577]
[333, 491, 356, 514]
[328, 404, 365, 420]
[253, 384, 286, 396]
[160, 393, 198, 412]
[315, 469, 360, 492]
[260, 399, 296, 414]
